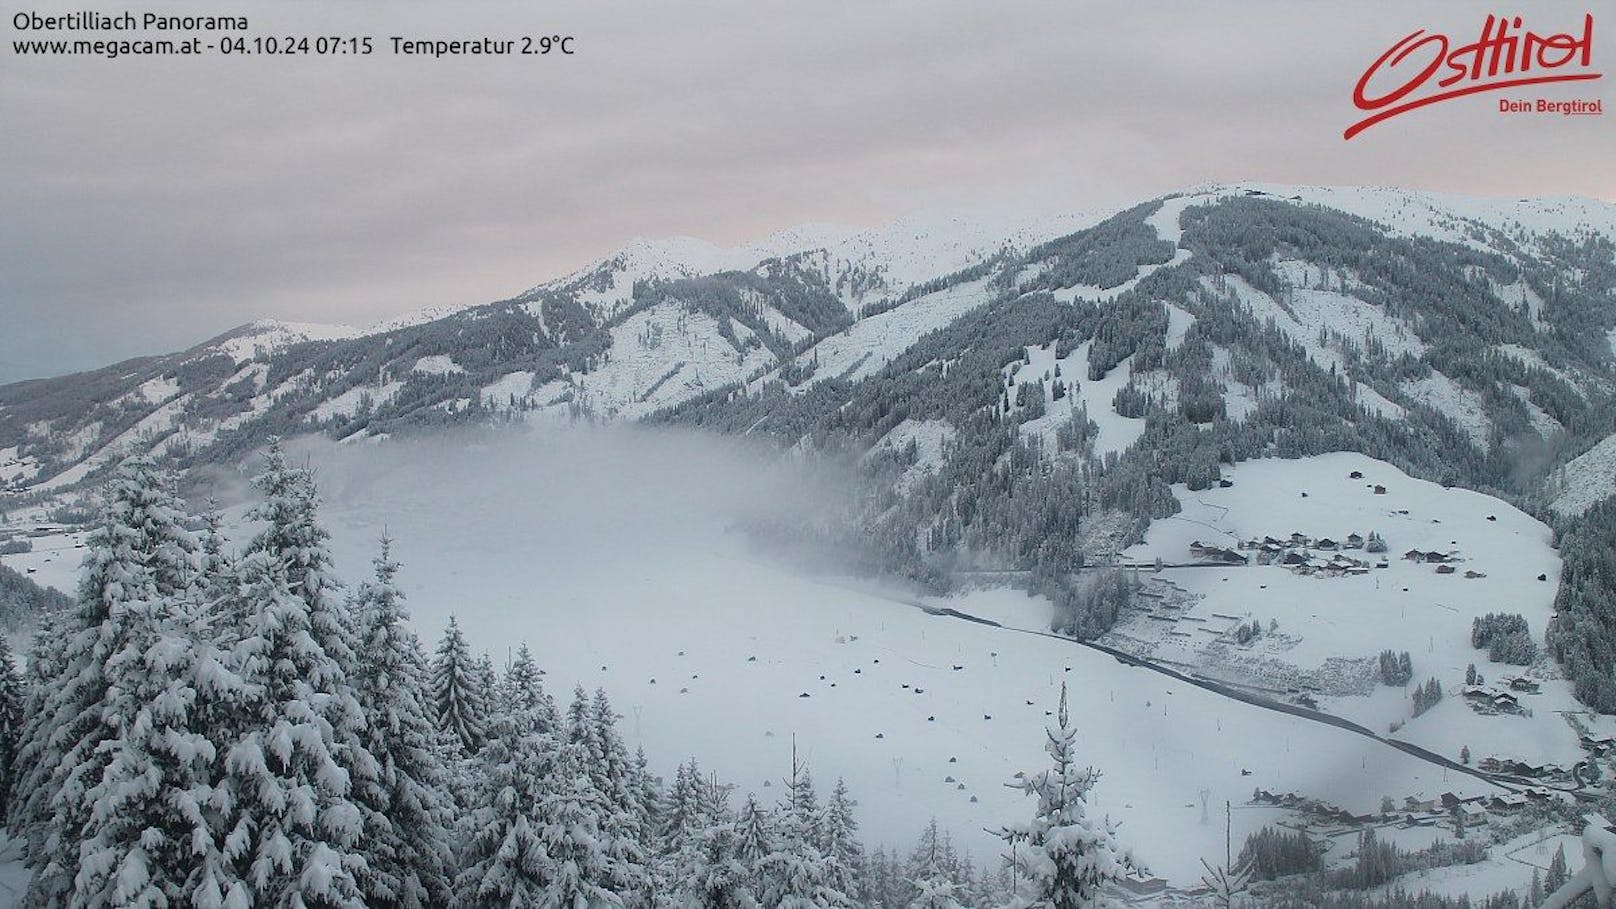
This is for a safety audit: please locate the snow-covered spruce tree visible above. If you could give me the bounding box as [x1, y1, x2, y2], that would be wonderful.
[732, 792, 774, 878]
[535, 737, 635, 907]
[761, 761, 847, 908]
[653, 763, 720, 908]
[456, 645, 560, 906]
[216, 440, 376, 907]
[457, 682, 633, 907]
[631, 747, 664, 851]
[7, 613, 66, 847]
[72, 528, 250, 907]
[0, 633, 23, 821]
[655, 759, 712, 904]
[820, 777, 864, 899]
[501, 643, 557, 731]
[194, 496, 234, 606]
[580, 687, 653, 904]
[1003, 682, 1122, 909]
[678, 816, 755, 909]
[350, 538, 455, 908]
[432, 615, 490, 754]
[660, 759, 708, 859]
[906, 819, 964, 909]
[12, 457, 206, 907]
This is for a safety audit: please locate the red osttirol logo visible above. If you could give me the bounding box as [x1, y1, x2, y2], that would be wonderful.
[1346, 13, 1602, 139]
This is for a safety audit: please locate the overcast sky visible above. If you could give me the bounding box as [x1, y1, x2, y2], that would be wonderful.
[2, 0, 1612, 382]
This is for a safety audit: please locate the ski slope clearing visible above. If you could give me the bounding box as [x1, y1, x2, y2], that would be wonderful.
[786, 277, 997, 389]
[1552, 432, 1616, 516]
[1115, 453, 1582, 771]
[1006, 341, 1144, 458]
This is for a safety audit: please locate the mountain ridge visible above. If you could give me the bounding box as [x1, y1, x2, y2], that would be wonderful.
[2, 182, 1613, 513]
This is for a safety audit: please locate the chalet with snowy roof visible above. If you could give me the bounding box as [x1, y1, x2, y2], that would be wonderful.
[1436, 564, 1457, 574]
[1280, 551, 1310, 566]
[1582, 731, 1616, 755]
[1374, 484, 1387, 494]
[1289, 532, 1309, 546]
[1345, 533, 1364, 549]
[1489, 793, 1528, 813]
[1502, 676, 1539, 693]
[1403, 795, 1438, 813]
[1403, 549, 1424, 561]
[1115, 873, 1167, 896]
[1315, 537, 1340, 551]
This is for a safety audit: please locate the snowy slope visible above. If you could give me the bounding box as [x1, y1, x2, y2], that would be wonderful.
[209, 319, 362, 364]
[1171, 182, 1616, 253]
[1117, 453, 1578, 769]
[1553, 432, 1616, 516]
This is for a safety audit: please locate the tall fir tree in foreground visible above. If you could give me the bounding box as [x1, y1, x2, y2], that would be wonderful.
[216, 440, 376, 907]
[907, 819, 965, 909]
[432, 616, 489, 754]
[1003, 682, 1122, 909]
[576, 687, 653, 904]
[762, 759, 847, 908]
[12, 458, 207, 907]
[0, 633, 24, 821]
[454, 645, 558, 906]
[821, 777, 864, 899]
[72, 533, 246, 907]
[351, 537, 455, 908]
[457, 647, 631, 907]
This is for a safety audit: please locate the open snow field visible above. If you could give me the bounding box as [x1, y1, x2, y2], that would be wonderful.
[1110, 453, 1581, 770]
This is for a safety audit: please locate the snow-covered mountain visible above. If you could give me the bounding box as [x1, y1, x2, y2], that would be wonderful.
[1, 183, 1613, 511]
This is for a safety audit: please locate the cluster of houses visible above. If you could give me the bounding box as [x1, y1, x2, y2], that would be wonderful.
[1250, 782, 1569, 842]
[1251, 789, 1372, 825]
[1461, 675, 1539, 714]
[1402, 548, 1487, 577]
[1193, 530, 1393, 576]
[1581, 730, 1616, 756]
[1476, 757, 1574, 786]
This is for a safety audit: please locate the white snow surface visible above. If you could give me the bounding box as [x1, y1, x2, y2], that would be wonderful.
[576, 304, 774, 419]
[867, 419, 956, 492]
[1552, 432, 1616, 516]
[412, 354, 463, 376]
[1120, 453, 1579, 770]
[788, 277, 997, 389]
[1007, 341, 1144, 458]
[210, 320, 361, 364]
[310, 381, 405, 422]
[1400, 372, 1493, 449]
